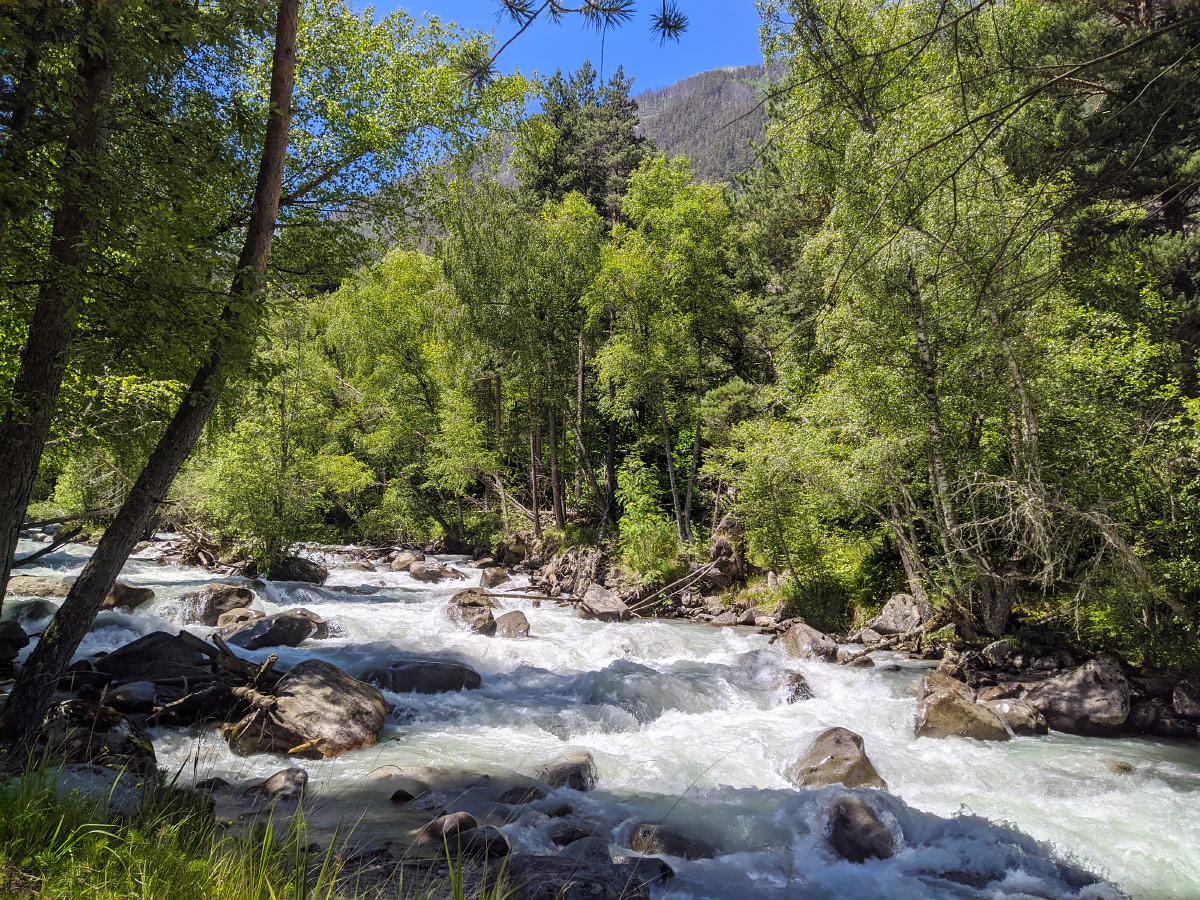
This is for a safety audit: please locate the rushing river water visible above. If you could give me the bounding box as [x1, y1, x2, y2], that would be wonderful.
[8, 538, 1200, 900]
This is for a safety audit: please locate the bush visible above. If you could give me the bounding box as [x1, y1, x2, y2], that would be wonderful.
[614, 458, 685, 587]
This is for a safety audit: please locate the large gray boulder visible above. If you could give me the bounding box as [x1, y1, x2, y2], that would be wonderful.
[101, 580, 155, 611]
[984, 699, 1049, 736]
[915, 691, 1010, 741]
[267, 555, 328, 585]
[495, 610, 531, 638]
[778, 622, 838, 662]
[39, 700, 158, 776]
[221, 612, 315, 650]
[1024, 657, 1130, 735]
[867, 592, 934, 636]
[186, 583, 255, 626]
[5, 575, 71, 598]
[447, 588, 498, 635]
[410, 559, 462, 583]
[93, 631, 212, 685]
[579, 585, 630, 622]
[0, 619, 30, 671]
[390, 550, 423, 572]
[918, 672, 976, 703]
[225, 659, 386, 759]
[361, 659, 482, 694]
[1173, 681, 1200, 720]
[787, 727, 887, 790]
[827, 795, 895, 863]
[480, 567, 510, 589]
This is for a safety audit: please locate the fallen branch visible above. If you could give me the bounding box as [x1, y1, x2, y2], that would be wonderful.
[21, 507, 120, 529]
[627, 560, 721, 615]
[13, 527, 82, 567]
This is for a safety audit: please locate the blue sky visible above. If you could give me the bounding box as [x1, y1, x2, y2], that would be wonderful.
[353, 1, 765, 92]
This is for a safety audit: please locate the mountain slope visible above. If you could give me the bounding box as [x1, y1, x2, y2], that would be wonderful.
[636, 65, 767, 183]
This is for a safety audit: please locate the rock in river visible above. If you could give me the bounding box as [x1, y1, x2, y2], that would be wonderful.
[787, 726, 887, 790]
[984, 699, 1049, 736]
[827, 795, 895, 863]
[495, 610, 531, 638]
[267, 555, 328, 585]
[361, 658, 482, 694]
[915, 690, 1011, 742]
[221, 611, 315, 650]
[447, 588, 498, 635]
[39, 700, 158, 776]
[101, 580, 155, 610]
[627, 823, 717, 860]
[1024, 657, 1130, 735]
[185, 583, 255, 626]
[778, 622, 838, 662]
[537, 749, 598, 791]
[225, 659, 386, 758]
[579, 584, 630, 622]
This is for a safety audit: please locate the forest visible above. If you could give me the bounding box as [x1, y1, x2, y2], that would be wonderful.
[0, 0, 1199, 896]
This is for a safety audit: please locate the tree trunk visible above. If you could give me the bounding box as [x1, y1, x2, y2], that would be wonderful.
[575, 332, 585, 506]
[548, 406, 565, 530]
[0, 3, 114, 608]
[527, 385, 541, 539]
[660, 402, 686, 545]
[0, 0, 300, 741]
[680, 358, 702, 545]
[888, 499, 928, 602]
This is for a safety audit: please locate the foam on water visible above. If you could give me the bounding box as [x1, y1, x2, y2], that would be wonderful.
[8, 539, 1200, 899]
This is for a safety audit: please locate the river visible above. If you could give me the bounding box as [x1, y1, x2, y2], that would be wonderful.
[8, 538, 1200, 900]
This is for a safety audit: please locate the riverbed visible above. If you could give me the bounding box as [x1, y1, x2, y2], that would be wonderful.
[8, 538, 1200, 900]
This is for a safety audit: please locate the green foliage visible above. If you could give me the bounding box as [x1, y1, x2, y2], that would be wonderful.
[614, 458, 684, 586]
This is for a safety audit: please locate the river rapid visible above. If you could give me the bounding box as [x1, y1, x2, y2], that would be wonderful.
[8, 538, 1200, 900]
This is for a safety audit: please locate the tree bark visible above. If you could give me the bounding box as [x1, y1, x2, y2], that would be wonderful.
[527, 384, 542, 539]
[575, 331, 585, 506]
[0, 0, 300, 741]
[0, 2, 114, 609]
[548, 405, 565, 530]
[660, 402, 686, 545]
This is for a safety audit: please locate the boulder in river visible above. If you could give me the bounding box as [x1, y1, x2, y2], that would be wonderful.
[281, 606, 332, 639]
[984, 699, 1049, 736]
[244, 767, 308, 801]
[777, 622, 838, 662]
[423, 811, 478, 839]
[186, 583, 255, 626]
[101, 580, 155, 611]
[39, 700, 158, 776]
[560, 835, 614, 867]
[221, 611, 315, 650]
[267, 555, 328, 585]
[6, 575, 71, 598]
[1126, 698, 1197, 738]
[447, 588, 498, 635]
[490, 854, 649, 900]
[827, 795, 895, 863]
[579, 584, 630, 622]
[1024, 657, 1131, 735]
[224, 659, 386, 759]
[495, 610, 531, 638]
[981, 639, 1013, 667]
[627, 823, 717, 860]
[390, 550, 423, 572]
[480, 566, 509, 589]
[915, 690, 1011, 741]
[0, 619, 30, 672]
[93, 631, 212, 685]
[537, 749, 599, 791]
[919, 672, 977, 703]
[410, 559, 462, 583]
[787, 727, 887, 790]
[216, 607, 263, 628]
[867, 592, 934, 636]
[1173, 681, 1200, 721]
[361, 659, 482, 694]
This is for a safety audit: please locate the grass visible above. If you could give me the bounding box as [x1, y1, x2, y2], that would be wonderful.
[0, 764, 506, 900]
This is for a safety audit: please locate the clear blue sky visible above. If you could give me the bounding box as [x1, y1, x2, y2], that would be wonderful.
[352, 1, 765, 92]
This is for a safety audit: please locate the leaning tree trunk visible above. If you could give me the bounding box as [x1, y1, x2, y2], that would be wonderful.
[548, 406, 565, 530]
[0, 0, 300, 742]
[0, 4, 113, 608]
[659, 402, 686, 545]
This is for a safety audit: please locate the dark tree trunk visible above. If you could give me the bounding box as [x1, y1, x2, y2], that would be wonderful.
[660, 403, 686, 545]
[528, 385, 542, 539]
[0, 3, 114, 608]
[0, 0, 300, 741]
[548, 406, 565, 530]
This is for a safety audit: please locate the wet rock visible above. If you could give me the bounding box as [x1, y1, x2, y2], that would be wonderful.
[18, 764, 149, 819]
[195, 776, 230, 793]
[101, 580, 155, 610]
[787, 727, 887, 790]
[492, 854, 649, 900]
[225, 659, 386, 759]
[499, 784, 547, 805]
[782, 672, 814, 703]
[984, 699, 1049, 736]
[40, 700, 158, 776]
[1102, 759, 1135, 775]
[458, 825, 511, 860]
[186, 583, 256, 626]
[627, 823, 716, 860]
[390, 550, 423, 572]
[348, 561, 375, 572]
[537, 750, 599, 791]
[915, 691, 1011, 742]
[361, 659, 482, 694]
[495, 610, 531, 638]
[4, 597, 57, 623]
[981, 640, 1013, 667]
[1173, 681, 1200, 721]
[550, 824, 594, 846]
[0, 619, 30, 671]
[560, 836, 613, 867]
[410, 559, 461, 583]
[754, 616, 777, 629]
[5, 575, 71, 598]
[387, 777, 431, 804]
[859, 628, 886, 648]
[827, 795, 895, 863]
[867, 592, 934, 636]
[1024, 657, 1131, 735]
[1127, 699, 1197, 738]
[919, 672, 977, 703]
[447, 588, 498, 635]
[977, 684, 1019, 702]
[709, 610, 740, 627]
[267, 555, 328, 585]
[245, 767, 307, 801]
[423, 811, 477, 839]
[621, 856, 674, 886]
[216, 607, 263, 628]
[281, 607, 331, 639]
[221, 612, 315, 650]
[93, 631, 211, 685]
[579, 584, 630, 622]
[105, 680, 158, 714]
[480, 567, 509, 589]
[778, 622, 838, 662]
[844, 654, 875, 668]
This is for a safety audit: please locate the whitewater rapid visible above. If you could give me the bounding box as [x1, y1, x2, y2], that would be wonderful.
[8, 539, 1200, 899]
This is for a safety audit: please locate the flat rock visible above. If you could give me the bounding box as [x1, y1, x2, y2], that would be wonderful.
[491, 854, 649, 900]
[787, 727, 887, 790]
[101, 580, 155, 610]
[919, 672, 976, 703]
[6, 575, 71, 598]
[221, 612, 314, 650]
[410, 559, 461, 583]
[93, 631, 211, 684]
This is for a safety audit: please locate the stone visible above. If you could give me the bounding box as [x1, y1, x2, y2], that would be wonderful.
[4, 598, 56, 623]
[495, 610, 531, 638]
[1173, 681, 1200, 721]
[491, 855, 649, 900]
[844, 654, 875, 668]
[738, 608, 762, 626]
[361, 659, 482, 694]
[216, 607, 263, 628]
[105, 681, 158, 714]
[859, 628, 886, 647]
[778, 622, 838, 662]
[621, 857, 674, 886]
[919, 672, 977, 703]
[1024, 657, 1131, 735]
[245, 767, 308, 801]
[981, 640, 1013, 667]
[387, 777, 431, 804]
[0, 619, 30, 670]
[448, 588, 499, 635]
[458, 825, 510, 860]
[480, 567, 509, 589]
[225, 659, 386, 758]
[281, 607, 331, 639]
[783, 672, 814, 703]
[5, 575, 72, 598]
[423, 811, 478, 839]
[709, 611, 739, 627]
[915, 691, 1011, 742]
[537, 750, 598, 791]
[93, 631, 211, 685]
[195, 776, 231, 793]
[560, 836, 613, 867]
[754, 616, 777, 629]
[410, 559, 461, 583]
[390, 551, 423, 572]
[579, 584, 630, 622]
[627, 823, 716, 861]
[267, 555, 328, 585]
[101, 580, 155, 610]
[868, 592, 934, 636]
[1127, 699, 1197, 738]
[187, 583, 256, 626]
[550, 824, 594, 846]
[40, 700, 158, 776]
[499, 784, 547, 805]
[984, 699, 1049, 736]
[787, 727, 887, 790]
[977, 684, 1019, 702]
[1102, 759, 1135, 775]
[827, 795, 895, 863]
[221, 612, 315, 650]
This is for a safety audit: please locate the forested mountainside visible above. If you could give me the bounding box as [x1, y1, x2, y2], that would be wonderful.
[635, 65, 767, 183]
